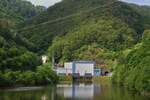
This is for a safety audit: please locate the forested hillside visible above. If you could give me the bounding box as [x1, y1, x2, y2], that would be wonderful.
[0, 0, 58, 86]
[0, 0, 45, 69]
[113, 30, 150, 93]
[48, 17, 138, 63]
[0, 19, 40, 70]
[0, 0, 46, 24]
[19, 0, 150, 54]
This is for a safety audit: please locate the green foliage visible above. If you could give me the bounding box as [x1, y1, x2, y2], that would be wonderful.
[0, 0, 46, 24]
[129, 4, 150, 30]
[0, 64, 58, 87]
[0, 19, 41, 72]
[48, 18, 137, 62]
[36, 63, 58, 84]
[16, 71, 36, 85]
[59, 76, 72, 82]
[142, 30, 150, 45]
[0, 47, 41, 71]
[112, 30, 150, 93]
[19, 0, 150, 54]
[0, 71, 10, 86]
[0, 5, 46, 86]
[22, 0, 115, 26]
[0, 0, 149, 90]
[0, 19, 43, 86]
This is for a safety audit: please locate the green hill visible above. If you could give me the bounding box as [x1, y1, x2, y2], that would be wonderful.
[0, 0, 46, 24]
[19, 0, 150, 54]
[0, 0, 46, 70]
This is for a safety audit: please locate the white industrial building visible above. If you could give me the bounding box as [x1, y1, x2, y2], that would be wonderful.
[56, 61, 94, 76]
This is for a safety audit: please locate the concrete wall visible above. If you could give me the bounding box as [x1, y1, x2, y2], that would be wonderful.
[64, 62, 73, 75]
[64, 62, 73, 69]
[56, 68, 66, 75]
[74, 62, 94, 76]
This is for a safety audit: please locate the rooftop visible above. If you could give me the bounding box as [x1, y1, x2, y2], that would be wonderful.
[73, 61, 95, 64]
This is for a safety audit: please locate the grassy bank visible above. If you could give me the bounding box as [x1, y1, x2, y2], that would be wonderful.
[58, 75, 111, 84]
[93, 76, 111, 83]
[58, 76, 72, 84]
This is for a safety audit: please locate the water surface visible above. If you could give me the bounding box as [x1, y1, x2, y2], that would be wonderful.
[0, 83, 149, 100]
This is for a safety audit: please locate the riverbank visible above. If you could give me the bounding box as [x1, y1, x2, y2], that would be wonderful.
[58, 76, 111, 84]
[0, 80, 149, 100]
[93, 76, 111, 83]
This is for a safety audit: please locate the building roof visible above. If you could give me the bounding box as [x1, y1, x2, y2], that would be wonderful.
[73, 61, 95, 64]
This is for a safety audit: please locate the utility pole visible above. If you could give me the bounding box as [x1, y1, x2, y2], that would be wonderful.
[52, 52, 55, 69]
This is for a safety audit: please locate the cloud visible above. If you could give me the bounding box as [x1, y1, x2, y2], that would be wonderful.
[26, 0, 62, 7]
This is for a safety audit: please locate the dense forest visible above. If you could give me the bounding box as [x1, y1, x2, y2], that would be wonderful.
[0, 19, 57, 86]
[0, 0, 46, 24]
[19, 0, 150, 54]
[0, 0, 149, 94]
[113, 30, 150, 93]
[0, 0, 57, 86]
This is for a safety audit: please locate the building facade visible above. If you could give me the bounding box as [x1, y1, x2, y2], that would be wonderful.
[55, 61, 112, 77]
[56, 61, 94, 77]
[94, 68, 101, 76]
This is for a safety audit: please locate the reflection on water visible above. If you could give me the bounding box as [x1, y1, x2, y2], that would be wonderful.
[0, 83, 149, 100]
[56, 83, 95, 99]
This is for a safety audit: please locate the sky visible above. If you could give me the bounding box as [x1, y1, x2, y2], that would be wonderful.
[121, 0, 150, 6]
[26, 0, 62, 7]
[26, 0, 150, 7]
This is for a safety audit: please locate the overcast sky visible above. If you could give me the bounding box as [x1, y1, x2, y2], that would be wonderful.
[26, 0, 62, 7]
[121, 0, 150, 6]
[26, 0, 150, 7]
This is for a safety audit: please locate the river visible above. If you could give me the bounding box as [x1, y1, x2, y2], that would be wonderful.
[0, 82, 149, 100]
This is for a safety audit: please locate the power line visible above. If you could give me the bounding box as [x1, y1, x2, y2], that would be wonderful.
[18, 1, 117, 32]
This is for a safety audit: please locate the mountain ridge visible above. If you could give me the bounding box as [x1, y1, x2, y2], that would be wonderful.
[19, 0, 150, 54]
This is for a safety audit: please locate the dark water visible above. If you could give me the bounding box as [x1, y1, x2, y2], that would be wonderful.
[0, 83, 149, 100]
